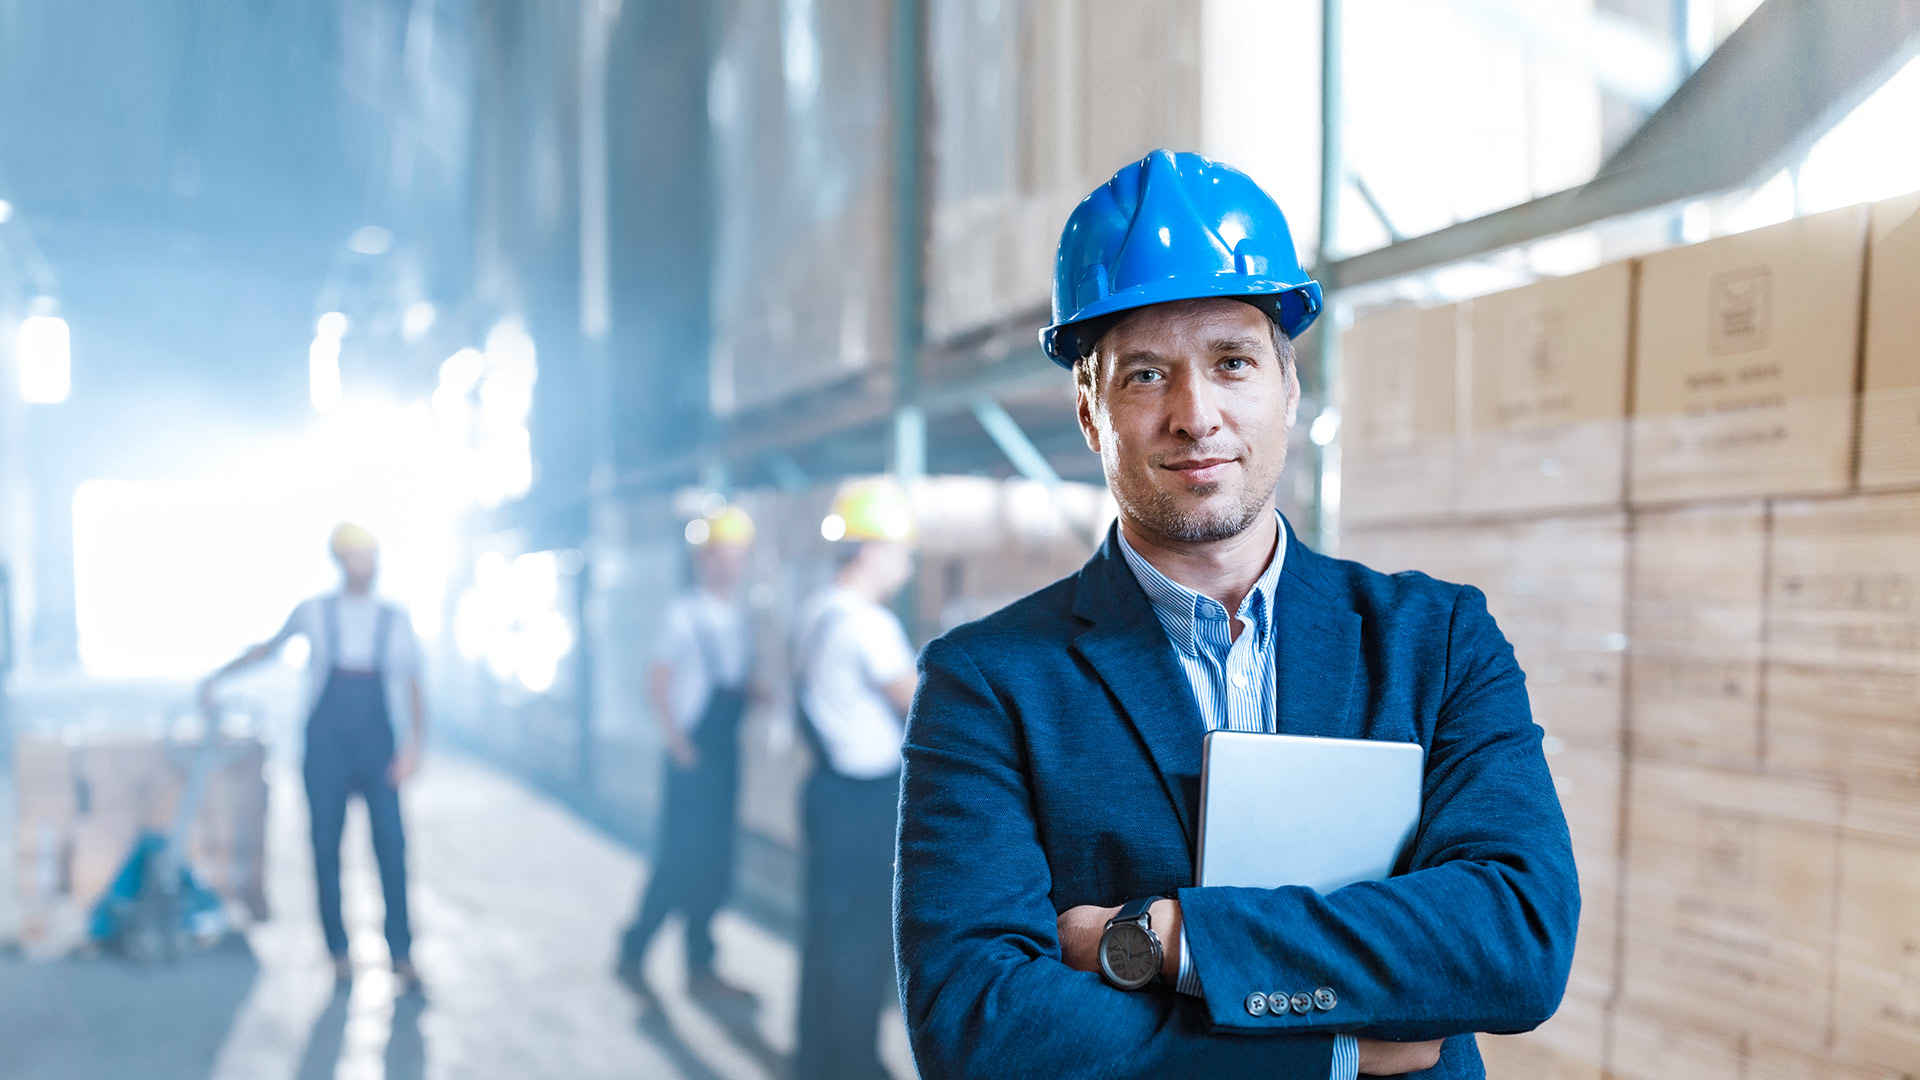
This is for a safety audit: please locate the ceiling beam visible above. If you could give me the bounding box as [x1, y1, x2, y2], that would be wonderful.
[1325, 0, 1920, 290]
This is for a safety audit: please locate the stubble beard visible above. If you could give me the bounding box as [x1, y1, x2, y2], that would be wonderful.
[1105, 444, 1286, 544]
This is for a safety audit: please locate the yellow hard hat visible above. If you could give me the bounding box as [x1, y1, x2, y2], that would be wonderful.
[687, 505, 755, 547]
[822, 477, 917, 543]
[330, 521, 380, 557]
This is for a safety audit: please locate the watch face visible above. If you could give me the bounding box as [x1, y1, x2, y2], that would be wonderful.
[1100, 922, 1159, 988]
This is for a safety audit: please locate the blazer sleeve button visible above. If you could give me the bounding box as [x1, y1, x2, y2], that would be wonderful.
[1290, 992, 1314, 1015]
[1313, 987, 1337, 1011]
[1244, 992, 1269, 1017]
[1266, 991, 1291, 1015]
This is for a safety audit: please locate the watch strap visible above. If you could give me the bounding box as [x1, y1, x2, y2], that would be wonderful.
[1113, 895, 1165, 926]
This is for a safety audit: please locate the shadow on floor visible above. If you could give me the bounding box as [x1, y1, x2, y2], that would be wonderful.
[705, 992, 787, 1079]
[637, 1008, 734, 1080]
[0, 934, 258, 1080]
[294, 983, 427, 1080]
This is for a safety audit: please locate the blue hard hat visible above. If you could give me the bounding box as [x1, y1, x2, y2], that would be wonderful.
[1040, 150, 1323, 368]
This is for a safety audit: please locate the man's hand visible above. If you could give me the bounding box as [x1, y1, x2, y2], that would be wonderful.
[387, 745, 421, 787]
[667, 733, 699, 770]
[1056, 903, 1118, 975]
[1356, 1038, 1444, 1075]
[1063, 903, 1446, 1073]
[1057, 900, 1184, 983]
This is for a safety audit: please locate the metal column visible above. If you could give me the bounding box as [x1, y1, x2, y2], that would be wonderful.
[1313, 0, 1345, 552]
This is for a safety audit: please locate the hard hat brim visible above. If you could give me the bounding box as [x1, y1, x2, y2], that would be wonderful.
[1041, 277, 1322, 367]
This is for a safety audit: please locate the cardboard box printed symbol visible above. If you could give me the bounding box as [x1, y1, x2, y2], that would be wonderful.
[1697, 808, 1758, 888]
[1514, 309, 1567, 386]
[1709, 267, 1772, 355]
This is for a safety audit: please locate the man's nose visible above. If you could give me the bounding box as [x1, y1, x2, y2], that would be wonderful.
[1167, 369, 1223, 441]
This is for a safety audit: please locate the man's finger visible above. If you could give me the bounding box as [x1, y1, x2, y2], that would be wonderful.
[1356, 1038, 1445, 1075]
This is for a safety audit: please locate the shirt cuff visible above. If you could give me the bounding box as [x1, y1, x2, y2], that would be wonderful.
[1329, 1034, 1359, 1080]
[1174, 925, 1203, 996]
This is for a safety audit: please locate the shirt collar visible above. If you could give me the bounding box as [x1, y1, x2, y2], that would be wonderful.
[1117, 512, 1288, 656]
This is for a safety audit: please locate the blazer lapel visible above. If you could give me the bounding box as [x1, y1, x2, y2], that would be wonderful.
[1272, 528, 1363, 737]
[1069, 528, 1209, 845]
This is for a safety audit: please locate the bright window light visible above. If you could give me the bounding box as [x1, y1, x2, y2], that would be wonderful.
[309, 335, 341, 412]
[1799, 54, 1920, 215]
[349, 225, 393, 256]
[73, 481, 338, 677]
[18, 314, 71, 404]
[1309, 408, 1341, 447]
[401, 301, 437, 343]
[315, 311, 349, 339]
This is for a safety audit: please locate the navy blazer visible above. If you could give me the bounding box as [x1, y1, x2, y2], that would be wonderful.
[895, 520, 1579, 1079]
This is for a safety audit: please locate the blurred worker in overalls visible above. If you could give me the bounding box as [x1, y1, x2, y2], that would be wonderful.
[617, 506, 759, 1006]
[791, 478, 919, 1080]
[200, 522, 425, 991]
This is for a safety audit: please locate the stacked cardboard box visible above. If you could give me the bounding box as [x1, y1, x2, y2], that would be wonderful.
[1612, 761, 1844, 1073]
[1834, 783, 1920, 1071]
[1340, 303, 1462, 525]
[11, 735, 270, 944]
[923, 0, 1202, 345]
[1343, 515, 1625, 1079]
[1626, 502, 1768, 768]
[1628, 205, 1868, 506]
[1337, 192, 1920, 1078]
[1765, 493, 1920, 785]
[1459, 263, 1633, 515]
[1860, 192, 1920, 490]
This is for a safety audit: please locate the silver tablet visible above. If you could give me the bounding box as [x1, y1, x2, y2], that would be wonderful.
[1195, 731, 1425, 893]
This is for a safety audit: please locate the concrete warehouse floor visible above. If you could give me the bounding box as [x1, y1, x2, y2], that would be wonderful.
[0, 753, 916, 1080]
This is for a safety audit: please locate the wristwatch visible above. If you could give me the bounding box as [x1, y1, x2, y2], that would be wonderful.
[1098, 895, 1166, 991]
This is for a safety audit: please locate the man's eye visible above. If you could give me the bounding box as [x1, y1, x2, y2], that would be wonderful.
[1221, 357, 1250, 371]
[1129, 370, 1162, 384]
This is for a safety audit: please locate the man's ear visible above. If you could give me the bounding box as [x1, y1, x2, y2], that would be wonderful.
[1076, 380, 1103, 453]
[1283, 356, 1301, 429]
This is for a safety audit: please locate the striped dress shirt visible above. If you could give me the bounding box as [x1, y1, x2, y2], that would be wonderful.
[1118, 514, 1361, 1080]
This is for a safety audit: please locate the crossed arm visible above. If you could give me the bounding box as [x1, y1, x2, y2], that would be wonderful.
[894, 588, 1580, 1078]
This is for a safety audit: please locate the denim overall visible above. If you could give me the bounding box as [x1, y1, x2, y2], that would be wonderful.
[793, 605, 902, 1080]
[620, 613, 749, 978]
[302, 597, 411, 962]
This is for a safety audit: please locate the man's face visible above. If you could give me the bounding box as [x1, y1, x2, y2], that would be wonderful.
[696, 543, 750, 591]
[337, 548, 379, 589]
[861, 541, 916, 600]
[1076, 298, 1300, 545]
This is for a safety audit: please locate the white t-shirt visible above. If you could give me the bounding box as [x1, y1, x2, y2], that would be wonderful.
[655, 590, 753, 733]
[792, 586, 915, 780]
[278, 594, 421, 718]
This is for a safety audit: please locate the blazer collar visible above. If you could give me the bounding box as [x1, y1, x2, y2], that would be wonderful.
[1271, 525, 1363, 740]
[1069, 517, 1363, 845]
